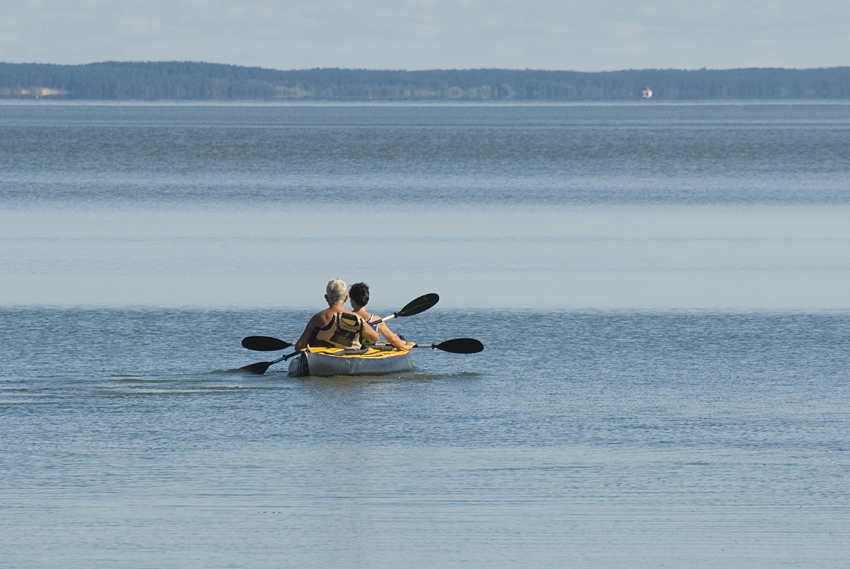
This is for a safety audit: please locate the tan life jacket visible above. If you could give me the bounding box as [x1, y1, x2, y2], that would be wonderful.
[312, 312, 365, 349]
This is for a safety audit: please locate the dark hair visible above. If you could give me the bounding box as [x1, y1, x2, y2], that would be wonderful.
[349, 282, 370, 307]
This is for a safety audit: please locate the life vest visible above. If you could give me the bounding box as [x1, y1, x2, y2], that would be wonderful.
[311, 312, 365, 349]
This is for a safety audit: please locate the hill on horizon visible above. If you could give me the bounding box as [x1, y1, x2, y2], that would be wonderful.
[2, 61, 849, 100]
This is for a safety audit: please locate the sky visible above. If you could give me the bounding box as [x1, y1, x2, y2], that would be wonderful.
[1, 0, 849, 71]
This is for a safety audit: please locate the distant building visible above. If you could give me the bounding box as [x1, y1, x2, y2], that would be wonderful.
[0, 87, 68, 98]
[642, 87, 653, 99]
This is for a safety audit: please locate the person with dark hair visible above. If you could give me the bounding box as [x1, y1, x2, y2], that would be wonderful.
[294, 278, 380, 352]
[348, 282, 416, 351]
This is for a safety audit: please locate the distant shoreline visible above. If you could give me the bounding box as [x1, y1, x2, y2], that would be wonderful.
[2, 62, 849, 101]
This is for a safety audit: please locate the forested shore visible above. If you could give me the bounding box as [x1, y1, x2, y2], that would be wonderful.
[2, 61, 849, 100]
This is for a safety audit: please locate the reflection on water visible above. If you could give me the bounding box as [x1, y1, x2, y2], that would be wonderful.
[1, 101, 850, 311]
[1, 204, 848, 309]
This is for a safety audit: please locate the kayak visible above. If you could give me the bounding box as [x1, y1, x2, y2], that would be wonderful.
[287, 344, 414, 377]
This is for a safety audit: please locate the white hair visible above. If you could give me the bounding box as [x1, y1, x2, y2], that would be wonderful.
[325, 278, 348, 302]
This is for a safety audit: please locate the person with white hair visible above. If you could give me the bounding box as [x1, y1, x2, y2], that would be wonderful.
[294, 278, 380, 352]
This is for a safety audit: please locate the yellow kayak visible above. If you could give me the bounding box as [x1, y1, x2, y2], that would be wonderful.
[287, 345, 414, 377]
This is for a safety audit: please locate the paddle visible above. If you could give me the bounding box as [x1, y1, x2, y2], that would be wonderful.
[414, 338, 484, 354]
[241, 338, 483, 374]
[373, 293, 439, 324]
[240, 351, 300, 375]
[242, 336, 292, 351]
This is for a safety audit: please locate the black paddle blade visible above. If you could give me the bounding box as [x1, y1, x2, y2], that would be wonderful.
[242, 336, 291, 351]
[396, 293, 439, 318]
[240, 361, 273, 375]
[435, 338, 484, 354]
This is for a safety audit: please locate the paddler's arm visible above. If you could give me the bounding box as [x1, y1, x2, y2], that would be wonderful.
[295, 313, 325, 352]
[294, 329, 311, 352]
[361, 318, 380, 344]
[376, 321, 414, 351]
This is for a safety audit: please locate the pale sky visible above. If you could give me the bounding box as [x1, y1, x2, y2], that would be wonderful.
[1, 0, 849, 71]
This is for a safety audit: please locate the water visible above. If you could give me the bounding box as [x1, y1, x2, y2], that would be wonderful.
[1, 101, 848, 309]
[1, 101, 849, 568]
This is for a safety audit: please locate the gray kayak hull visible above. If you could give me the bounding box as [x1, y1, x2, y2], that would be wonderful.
[287, 346, 414, 377]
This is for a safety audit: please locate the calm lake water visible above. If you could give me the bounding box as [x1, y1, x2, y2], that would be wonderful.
[1, 101, 849, 568]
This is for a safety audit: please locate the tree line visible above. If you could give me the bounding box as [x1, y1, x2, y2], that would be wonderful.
[2, 61, 850, 100]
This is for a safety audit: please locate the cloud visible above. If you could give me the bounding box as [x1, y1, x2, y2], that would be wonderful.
[1, 0, 848, 70]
